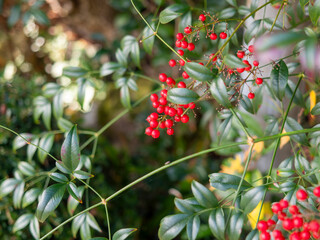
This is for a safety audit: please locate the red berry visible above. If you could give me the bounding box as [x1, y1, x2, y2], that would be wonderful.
[237, 68, 245, 73]
[174, 115, 181, 122]
[296, 189, 308, 201]
[179, 59, 185, 66]
[248, 45, 254, 53]
[157, 106, 164, 114]
[199, 14, 206, 22]
[237, 51, 245, 58]
[150, 94, 158, 102]
[159, 121, 166, 129]
[283, 218, 294, 231]
[181, 41, 188, 48]
[256, 78, 263, 85]
[181, 114, 189, 123]
[177, 49, 184, 56]
[313, 186, 320, 197]
[164, 106, 170, 115]
[271, 203, 282, 214]
[151, 129, 160, 139]
[165, 119, 173, 128]
[279, 199, 289, 209]
[289, 232, 301, 240]
[309, 220, 320, 232]
[273, 230, 283, 238]
[278, 211, 287, 220]
[199, 62, 204, 65]
[260, 231, 271, 240]
[289, 205, 300, 215]
[150, 112, 158, 120]
[178, 81, 186, 88]
[293, 217, 303, 228]
[248, 92, 255, 99]
[159, 73, 167, 82]
[245, 64, 252, 71]
[152, 101, 159, 108]
[188, 43, 195, 51]
[243, 60, 250, 65]
[166, 77, 175, 85]
[145, 127, 153, 136]
[312, 231, 320, 239]
[267, 219, 276, 227]
[188, 102, 195, 109]
[253, 60, 259, 66]
[159, 97, 167, 106]
[176, 107, 184, 115]
[161, 89, 168, 98]
[167, 128, 174, 135]
[168, 108, 177, 117]
[182, 71, 189, 79]
[169, 59, 176, 67]
[209, 53, 217, 61]
[175, 40, 181, 48]
[303, 222, 309, 231]
[210, 33, 217, 40]
[184, 27, 192, 34]
[257, 220, 268, 231]
[300, 230, 311, 240]
[176, 33, 184, 40]
[150, 120, 158, 128]
[220, 32, 227, 39]
[228, 69, 234, 74]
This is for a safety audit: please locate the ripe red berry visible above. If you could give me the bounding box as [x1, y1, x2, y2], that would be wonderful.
[296, 189, 308, 201]
[165, 119, 173, 128]
[157, 106, 164, 114]
[260, 231, 271, 240]
[199, 62, 204, 65]
[184, 27, 192, 34]
[151, 129, 160, 139]
[272, 230, 283, 238]
[150, 112, 158, 120]
[248, 92, 255, 99]
[159, 73, 167, 82]
[199, 14, 206, 22]
[245, 64, 252, 71]
[283, 218, 294, 231]
[161, 89, 168, 98]
[279, 199, 289, 209]
[237, 51, 245, 58]
[248, 45, 254, 53]
[159, 121, 166, 129]
[237, 68, 245, 73]
[159, 97, 167, 106]
[175, 40, 181, 48]
[178, 81, 186, 88]
[150, 94, 158, 102]
[256, 78, 263, 85]
[257, 220, 268, 231]
[278, 211, 287, 220]
[181, 41, 188, 49]
[267, 219, 276, 227]
[176, 107, 184, 115]
[272, 202, 282, 213]
[174, 115, 181, 122]
[313, 186, 320, 197]
[167, 128, 174, 135]
[182, 71, 189, 79]
[309, 220, 320, 232]
[179, 59, 185, 66]
[188, 102, 195, 109]
[145, 127, 153, 136]
[164, 106, 170, 115]
[187, 43, 195, 51]
[177, 49, 184, 56]
[289, 232, 301, 240]
[150, 120, 158, 128]
[300, 230, 311, 240]
[289, 205, 300, 215]
[169, 59, 176, 67]
[220, 32, 227, 39]
[166, 77, 175, 85]
[152, 101, 159, 108]
[210, 33, 217, 40]
[209, 53, 217, 62]
[293, 217, 303, 228]
[313, 231, 320, 239]
[253, 60, 259, 66]
[181, 114, 189, 123]
[243, 60, 250, 65]
[176, 33, 184, 40]
[168, 108, 177, 117]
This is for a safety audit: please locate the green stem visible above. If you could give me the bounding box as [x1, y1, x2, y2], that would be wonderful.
[131, 72, 162, 85]
[230, 108, 252, 139]
[104, 203, 112, 240]
[255, 75, 303, 226]
[77, 178, 103, 200]
[269, 0, 285, 32]
[39, 202, 103, 240]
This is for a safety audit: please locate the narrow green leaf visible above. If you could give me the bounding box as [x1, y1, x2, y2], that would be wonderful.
[285, 80, 305, 108]
[284, 117, 308, 145]
[159, 4, 189, 24]
[30, 9, 49, 25]
[131, 41, 140, 68]
[113, 228, 137, 240]
[77, 78, 88, 109]
[50, 173, 68, 183]
[120, 86, 131, 109]
[72, 213, 86, 237]
[309, 0, 320, 25]
[0, 178, 19, 198]
[223, 54, 248, 68]
[245, 229, 259, 240]
[22, 188, 41, 208]
[142, 24, 155, 55]
[311, 102, 320, 115]
[240, 186, 265, 214]
[36, 183, 66, 222]
[13, 213, 33, 233]
[174, 198, 204, 214]
[27, 137, 39, 162]
[228, 211, 244, 240]
[167, 88, 199, 105]
[53, 91, 64, 119]
[258, 32, 305, 51]
[80, 219, 91, 239]
[179, 11, 192, 33]
[186, 215, 200, 240]
[209, 173, 252, 191]
[57, 118, 73, 132]
[13, 133, 32, 151]
[38, 134, 54, 164]
[73, 170, 93, 179]
[270, 60, 288, 100]
[219, 8, 236, 19]
[210, 77, 232, 108]
[61, 125, 80, 172]
[13, 181, 25, 209]
[56, 160, 72, 174]
[42, 82, 61, 98]
[116, 49, 128, 67]
[29, 216, 40, 239]
[67, 182, 82, 203]
[158, 214, 189, 240]
[68, 186, 85, 215]
[42, 103, 52, 130]
[208, 209, 225, 240]
[18, 162, 35, 176]
[191, 180, 218, 208]
[63, 66, 88, 78]
[185, 62, 215, 82]
[100, 62, 120, 77]
[87, 213, 102, 232]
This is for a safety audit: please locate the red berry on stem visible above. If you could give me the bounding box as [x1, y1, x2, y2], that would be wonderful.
[145, 127, 153, 136]
[182, 71, 189, 79]
[257, 220, 268, 231]
[272, 230, 283, 238]
[245, 64, 252, 71]
[178, 81, 186, 88]
[293, 217, 303, 228]
[248, 45, 254, 53]
[300, 230, 311, 240]
[237, 51, 245, 58]
[289, 205, 300, 215]
[220, 32, 227, 39]
[159, 73, 167, 82]
[157, 106, 164, 114]
[260, 231, 271, 240]
[150, 94, 158, 102]
[279, 199, 289, 209]
[199, 14, 206, 22]
[184, 27, 192, 34]
[296, 189, 308, 201]
[313, 186, 320, 197]
[289, 232, 301, 240]
[283, 218, 294, 231]
[161, 89, 167, 98]
[210, 33, 217, 40]
[253, 60, 259, 66]
[278, 211, 287, 220]
[309, 220, 320, 232]
[159, 121, 166, 129]
[179, 59, 185, 66]
[188, 43, 195, 51]
[174, 115, 181, 122]
[150, 120, 158, 128]
[169, 59, 176, 67]
[209, 53, 217, 61]
[176, 33, 184, 40]
[167, 128, 174, 135]
[181, 114, 189, 123]
[237, 68, 245, 73]
[165, 119, 173, 128]
[152, 101, 159, 108]
[166, 77, 175, 85]
[175, 40, 181, 48]
[271, 202, 282, 213]
[177, 107, 184, 115]
[181, 41, 188, 48]
[150, 112, 158, 120]
[164, 106, 170, 115]
[267, 219, 276, 227]
[256, 78, 263, 85]
[188, 102, 195, 109]
[243, 60, 249, 65]
[168, 108, 177, 117]
[177, 49, 184, 56]
[248, 92, 255, 99]
[151, 129, 160, 139]
[159, 97, 167, 106]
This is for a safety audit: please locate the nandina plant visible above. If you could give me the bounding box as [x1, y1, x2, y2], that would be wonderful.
[1, 0, 320, 239]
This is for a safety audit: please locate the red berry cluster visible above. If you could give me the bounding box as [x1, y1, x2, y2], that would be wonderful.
[257, 188, 320, 240]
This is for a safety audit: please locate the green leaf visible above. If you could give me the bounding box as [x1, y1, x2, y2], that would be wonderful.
[184, 62, 215, 82]
[63, 67, 88, 78]
[270, 60, 288, 101]
[38, 134, 54, 164]
[311, 102, 320, 115]
[113, 228, 137, 240]
[13, 213, 33, 232]
[120, 86, 131, 109]
[258, 32, 305, 51]
[22, 188, 41, 208]
[209, 173, 252, 191]
[228, 211, 244, 240]
[115, 77, 138, 91]
[57, 118, 73, 132]
[56, 160, 72, 174]
[29, 216, 40, 239]
[245, 229, 259, 240]
[27, 137, 39, 162]
[186, 215, 200, 240]
[73, 170, 93, 179]
[50, 173, 68, 183]
[210, 77, 232, 108]
[284, 117, 309, 145]
[300, 0, 309, 7]
[223, 54, 248, 68]
[159, 4, 188, 24]
[167, 88, 199, 105]
[100, 62, 121, 77]
[240, 186, 265, 214]
[87, 212, 102, 232]
[0, 178, 19, 198]
[158, 214, 189, 240]
[67, 182, 82, 203]
[13, 181, 25, 209]
[179, 11, 192, 33]
[53, 90, 64, 119]
[120, 36, 140, 68]
[285, 80, 305, 108]
[174, 198, 204, 214]
[72, 213, 86, 237]
[42, 102, 52, 130]
[238, 111, 264, 137]
[191, 180, 218, 208]
[18, 162, 35, 176]
[77, 78, 89, 109]
[208, 209, 225, 240]
[116, 49, 128, 67]
[13, 133, 32, 151]
[61, 125, 80, 172]
[80, 218, 91, 239]
[309, 0, 320, 25]
[30, 9, 49, 25]
[8, 5, 21, 27]
[36, 183, 66, 222]
[142, 24, 155, 54]
[219, 8, 236, 19]
[68, 186, 85, 215]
